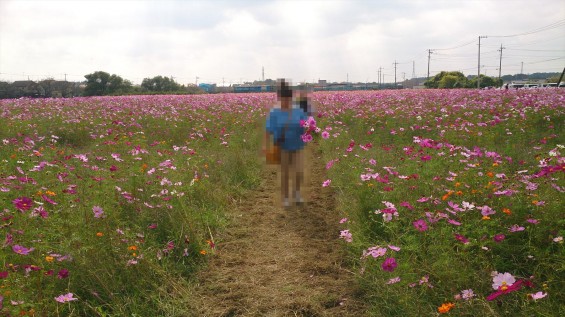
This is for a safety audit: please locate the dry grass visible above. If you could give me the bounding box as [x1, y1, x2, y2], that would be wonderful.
[187, 144, 366, 316]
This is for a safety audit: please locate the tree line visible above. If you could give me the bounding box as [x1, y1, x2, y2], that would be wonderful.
[424, 71, 561, 89]
[83, 71, 203, 96]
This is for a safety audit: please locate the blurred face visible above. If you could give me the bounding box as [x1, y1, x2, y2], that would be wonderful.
[280, 95, 292, 109]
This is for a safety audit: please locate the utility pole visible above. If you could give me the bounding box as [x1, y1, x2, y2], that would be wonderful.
[64, 73, 67, 81]
[393, 60, 398, 88]
[521, 62, 524, 80]
[402, 72, 406, 82]
[346, 73, 349, 83]
[378, 67, 383, 89]
[427, 49, 433, 80]
[262, 66, 264, 82]
[478, 35, 487, 89]
[412, 61, 416, 79]
[498, 44, 505, 81]
[222, 77, 225, 87]
[195, 76, 199, 86]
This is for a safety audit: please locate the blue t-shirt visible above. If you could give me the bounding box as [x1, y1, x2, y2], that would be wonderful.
[266, 108, 307, 151]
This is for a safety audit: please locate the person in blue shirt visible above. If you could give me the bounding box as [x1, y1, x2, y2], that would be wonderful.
[265, 79, 308, 208]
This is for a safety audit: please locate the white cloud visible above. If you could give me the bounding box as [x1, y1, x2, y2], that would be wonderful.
[0, 0, 563, 84]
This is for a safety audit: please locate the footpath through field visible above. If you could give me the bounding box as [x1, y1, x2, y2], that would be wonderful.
[188, 143, 366, 316]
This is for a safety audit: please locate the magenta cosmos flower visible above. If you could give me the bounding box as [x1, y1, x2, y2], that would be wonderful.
[412, 219, 428, 232]
[13, 197, 33, 211]
[381, 257, 398, 272]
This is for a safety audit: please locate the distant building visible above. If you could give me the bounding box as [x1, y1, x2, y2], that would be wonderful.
[198, 83, 217, 93]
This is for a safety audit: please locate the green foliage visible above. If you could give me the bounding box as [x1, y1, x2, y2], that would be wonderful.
[84, 71, 133, 96]
[425, 71, 502, 89]
[425, 71, 468, 89]
[141, 76, 182, 92]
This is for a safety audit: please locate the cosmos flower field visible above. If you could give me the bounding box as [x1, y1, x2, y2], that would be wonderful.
[1, 89, 563, 316]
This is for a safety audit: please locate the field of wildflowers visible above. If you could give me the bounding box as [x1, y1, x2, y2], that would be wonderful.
[0, 94, 271, 316]
[315, 89, 564, 316]
[0, 88, 563, 316]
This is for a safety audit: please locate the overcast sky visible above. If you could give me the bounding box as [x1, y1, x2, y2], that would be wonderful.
[1, 0, 564, 85]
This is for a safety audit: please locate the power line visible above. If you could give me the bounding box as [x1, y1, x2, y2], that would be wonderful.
[487, 19, 565, 38]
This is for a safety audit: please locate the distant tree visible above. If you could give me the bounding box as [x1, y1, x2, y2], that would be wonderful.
[425, 71, 467, 89]
[84, 71, 132, 96]
[141, 76, 182, 92]
[467, 75, 501, 88]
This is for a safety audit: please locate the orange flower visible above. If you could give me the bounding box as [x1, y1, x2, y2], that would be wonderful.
[532, 200, 539, 205]
[96, 232, 104, 237]
[486, 172, 494, 178]
[492, 162, 499, 167]
[502, 208, 512, 215]
[455, 191, 463, 196]
[438, 302, 455, 314]
[45, 190, 56, 196]
[199, 250, 207, 255]
[482, 216, 491, 220]
[128, 245, 137, 251]
[454, 182, 461, 187]
[45, 256, 54, 263]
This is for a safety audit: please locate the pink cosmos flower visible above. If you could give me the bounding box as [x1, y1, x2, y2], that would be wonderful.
[492, 272, 516, 290]
[388, 245, 401, 251]
[417, 196, 430, 203]
[493, 234, 506, 243]
[301, 133, 313, 143]
[412, 219, 428, 232]
[480, 205, 496, 216]
[54, 293, 78, 303]
[321, 131, 330, 139]
[339, 230, 352, 243]
[381, 257, 398, 272]
[454, 233, 469, 244]
[30, 206, 48, 218]
[322, 179, 331, 187]
[509, 224, 525, 232]
[92, 206, 105, 218]
[487, 279, 533, 301]
[13, 197, 33, 211]
[386, 277, 401, 284]
[364, 246, 387, 258]
[529, 291, 547, 301]
[339, 218, 348, 224]
[399, 201, 414, 210]
[447, 219, 461, 226]
[57, 269, 69, 279]
[461, 289, 475, 300]
[42, 194, 57, 205]
[12, 245, 34, 255]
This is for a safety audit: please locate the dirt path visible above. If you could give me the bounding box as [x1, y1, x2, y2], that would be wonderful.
[188, 143, 366, 316]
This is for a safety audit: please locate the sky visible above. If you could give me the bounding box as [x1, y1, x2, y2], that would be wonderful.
[1, 0, 564, 85]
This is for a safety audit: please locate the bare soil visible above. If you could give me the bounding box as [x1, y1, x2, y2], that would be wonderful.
[188, 144, 366, 316]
